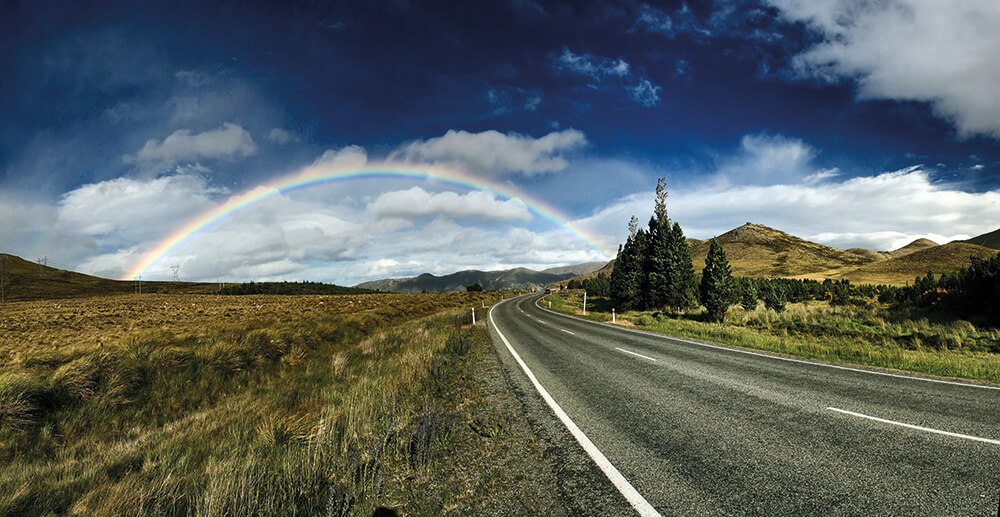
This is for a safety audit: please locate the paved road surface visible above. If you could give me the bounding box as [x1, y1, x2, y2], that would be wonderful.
[487, 294, 1000, 515]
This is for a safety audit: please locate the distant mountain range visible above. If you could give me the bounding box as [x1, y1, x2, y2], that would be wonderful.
[561, 223, 1000, 287]
[354, 262, 606, 293]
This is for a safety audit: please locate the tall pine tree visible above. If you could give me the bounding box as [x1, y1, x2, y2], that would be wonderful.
[666, 221, 698, 310]
[611, 216, 646, 310]
[644, 179, 672, 309]
[700, 238, 734, 321]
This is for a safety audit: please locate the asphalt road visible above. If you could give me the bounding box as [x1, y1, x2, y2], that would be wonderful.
[487, 294, 1000, 516]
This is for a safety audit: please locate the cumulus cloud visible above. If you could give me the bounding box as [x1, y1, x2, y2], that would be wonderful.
[578, 163, 1000, 253]
[310, 145, 368, 169]
[715, 132, 818, 185]
[124, 122, 257, 169]
[368, 187, 532, 224]
[57, 174, 225, 242]
[389, 129, 587, 177]
[770, 0, 1000, 138]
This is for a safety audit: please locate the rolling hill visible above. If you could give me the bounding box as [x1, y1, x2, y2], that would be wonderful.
[688, 223, 879, 277]
[0, 253, 218, 301]
[888, 238, 939, 258]
[960, 227, 1000, 250]
[558, 223, 998, 287]
[837, 242, 998, 285]
[356, 262, 605, 293]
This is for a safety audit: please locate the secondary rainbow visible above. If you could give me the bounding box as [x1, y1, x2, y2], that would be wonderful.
[123, 162, 613, 280]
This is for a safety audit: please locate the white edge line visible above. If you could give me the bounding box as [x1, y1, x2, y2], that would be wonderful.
[826, 407, 1000, 445]
[560, 328, 576, 335]
[616, 347, 657, 362]
[490, 298, 662, 517]
[535, 296, 1000, 392]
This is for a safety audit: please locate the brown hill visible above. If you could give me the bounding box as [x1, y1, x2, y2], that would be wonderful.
[0, 253, 216, 301]
[837, 242, 997, 286]
[960, 228, 1000, 250]
[888, 238, 938, 258]
[559, 224, 994, 288]
[689, 223, 879, 277]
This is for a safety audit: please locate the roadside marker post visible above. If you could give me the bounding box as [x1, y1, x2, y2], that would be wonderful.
[549, 301, 552, 308]
[583, 291, 587, 315]
[472, 307, 476, 325]
[612, 308, 616, 323]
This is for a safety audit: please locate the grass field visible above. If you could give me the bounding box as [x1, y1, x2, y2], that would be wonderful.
[546, 292, 1000, 384]
[0, 292, 561, 515]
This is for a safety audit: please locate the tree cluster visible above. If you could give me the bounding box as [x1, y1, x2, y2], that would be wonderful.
[609, 178, 714, 316]
[876, 252, 1000, 324]
[218, 281, 378, 296]
[567, 273, 610, 297]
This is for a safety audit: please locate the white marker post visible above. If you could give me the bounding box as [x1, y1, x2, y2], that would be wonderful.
[549, 301, 552, 308]
[612, 308, 616, 323]
[482, 300, 485, 307]
[583, 291, 587, 315]
[471, 307, 476, 325]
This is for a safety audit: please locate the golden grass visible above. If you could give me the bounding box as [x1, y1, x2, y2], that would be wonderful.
[0, 291, 542, 515]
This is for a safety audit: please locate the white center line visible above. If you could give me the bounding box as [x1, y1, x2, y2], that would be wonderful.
[560, 328, 575, 335]
[616, 347, 657, 362]
[826, 407, 1000, 445]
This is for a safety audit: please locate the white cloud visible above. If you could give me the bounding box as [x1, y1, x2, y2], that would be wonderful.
[553, 49, 662, 108]
[715, 132, 818, 185]
[57, 174, 224, 242]
[626, 78, 662, 107]
[125, 122, 257, 169]
[578, 164, 1000, 253]
[310, 145, 368, 169]
[770, 0, 1000, 138]
[368, 186, 532, 223]
[389, 129, 587, 177]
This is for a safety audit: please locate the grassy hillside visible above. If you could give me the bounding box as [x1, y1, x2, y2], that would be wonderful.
[961, 227, 1000, 250]
[0, 253, 217, 301]
[888, 238, 938, 258]
[838, 242, 998, 285]
[558, 224, 986, 287]
[0, 292, 562, 514]
[688, 223, 879, 277]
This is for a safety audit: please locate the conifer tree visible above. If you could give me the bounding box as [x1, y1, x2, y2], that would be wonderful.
[665, 221, 698, 309]
[611, 216, 645, 310]
[700, 238, 734, 321]
[740, 280, 758, 310]
[643, 178, 673, 309]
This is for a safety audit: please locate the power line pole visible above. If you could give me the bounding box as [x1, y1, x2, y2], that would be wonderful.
[134, 275, 142, 294]
[37, 256, 47, 279]
[170, 264, 181, 282]
[1, 255, 6, 304]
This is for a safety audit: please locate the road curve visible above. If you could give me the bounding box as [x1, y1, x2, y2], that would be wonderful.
[487, 294, 1000, 515]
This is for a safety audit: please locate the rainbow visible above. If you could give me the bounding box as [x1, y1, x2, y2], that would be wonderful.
[123, 162, 613, 280]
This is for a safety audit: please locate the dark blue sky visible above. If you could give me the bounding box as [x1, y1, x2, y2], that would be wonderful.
[2, 0, 999, 282]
